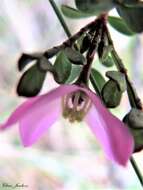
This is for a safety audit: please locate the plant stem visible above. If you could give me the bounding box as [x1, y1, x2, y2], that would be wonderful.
[49, 0, 100, 93]
[105, 25, 143, 187]
[49, 0, 71, 37]
[130, 157, 143, 186]
[44, 18, 98, 58]
[77, 19, 103, 85]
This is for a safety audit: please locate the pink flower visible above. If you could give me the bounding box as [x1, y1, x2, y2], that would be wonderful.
[0, 84, 134, 166]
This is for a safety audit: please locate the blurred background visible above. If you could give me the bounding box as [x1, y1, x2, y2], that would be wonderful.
[0, 0, 143, 189]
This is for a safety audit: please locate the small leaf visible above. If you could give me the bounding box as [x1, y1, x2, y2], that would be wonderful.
[75, 0, 115, 14]
[106, 71, 126, 92]
[17, 64, 46, 97]
[80, 35, 91, 53]
[61, 5, 93, 19]
[37, 56, 53, 72]
[119, 0, 143, 8]
[54, 51, 72, 84]
[101, 55, 114, 67]
[108, 16, 135, 36]
[123, 108, 143, 152]
[18, 53, 41, 71]
[90, 68, 106, 92]
[66, 65, 82, 83]
[101, 80, 122, 108]
[98, 43, 113, 61]
[64, 47, 85, 65]
[124, 108, 143, 129]
[116, 5, 143, 33]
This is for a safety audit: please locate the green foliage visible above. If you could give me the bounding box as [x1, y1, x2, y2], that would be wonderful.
[53, 51, 72, 84]
[62, 1, 143, 34]
[98, 42, 112, 60]
[17, 64, 46, 97]
[117, 5, 143, 33]
[66, 65, 82, 83]
[117, 0, 143, 8]
[123, 108, 143, 152]
[80, 35, 91, 53]
[101, 55, 114, 67]
[61, 5, 94, 19]
[108, 16, 135, 36]
[106, 71, 126, 92]
[90, 68, 106, 92]
[101, 80, 122, 108]
[75, 0, 115, 14]
[64, 47, 85, 65]
[37, 57, 53, 72]
[18, 53, 37, 71]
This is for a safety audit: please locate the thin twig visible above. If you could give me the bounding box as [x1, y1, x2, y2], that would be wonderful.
[130, 157, 143, 186]
[49, 0, 71, 37]
[48, 0, 101, 94]
[44, 18, 97, 59]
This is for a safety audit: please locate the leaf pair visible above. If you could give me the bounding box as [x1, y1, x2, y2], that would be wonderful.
[17, 54, 50, 97]
[116, 4, 143, 33]
[54, 48, 83, 84]
[61, 0, 143, 34]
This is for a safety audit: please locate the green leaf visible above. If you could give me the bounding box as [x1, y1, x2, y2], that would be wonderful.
[101, 55, 114, 67]
[37, 56, 53, 72]
[106, 71, 126, 92]
[108, 16, 135, 36]
[117, 0, 143, 8]
[90, 68, 106, 92]
[123, 108, 143, 152]
[80, 35, 91, 53]
[17, 64, 46, 97]
[61, 5, 93, 19]
[75, 0, 115, 14]
[101, 80, 122, 108]
[18, 53, 42, 71]
[66, 65, 82, 83]
[54, 51, 72, 84]
[64, 47, 85, 65]
[116, 5, 143, 33]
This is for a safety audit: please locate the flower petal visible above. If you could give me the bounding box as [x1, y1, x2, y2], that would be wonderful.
[0, 85, 80, 146]
[0, 96, 40, 130]
[83, 89, 134, 166]
[20, 99, 61, 146]
[0, 85, 80, 130]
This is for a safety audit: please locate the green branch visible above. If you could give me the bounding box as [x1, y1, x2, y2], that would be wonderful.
[49, 0, 71, 37]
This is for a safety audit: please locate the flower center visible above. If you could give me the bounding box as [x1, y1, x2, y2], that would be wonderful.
[62, 91, 92, 123]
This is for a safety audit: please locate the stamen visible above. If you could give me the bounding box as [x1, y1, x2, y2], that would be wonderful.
[62, 91, 92, 123]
